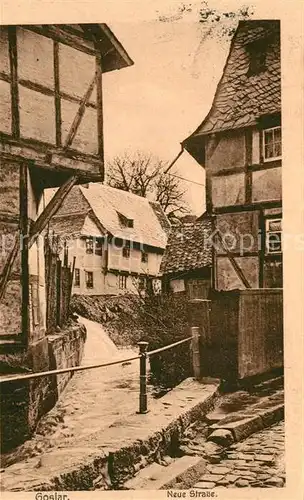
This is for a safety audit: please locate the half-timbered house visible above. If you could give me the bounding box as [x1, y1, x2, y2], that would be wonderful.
[0, 23, 133, 450]
[183, 20, 282, 291]
[0, 24, 133, 345]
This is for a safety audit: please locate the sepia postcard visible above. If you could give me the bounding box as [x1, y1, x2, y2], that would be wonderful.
[0, 0, 303, 499]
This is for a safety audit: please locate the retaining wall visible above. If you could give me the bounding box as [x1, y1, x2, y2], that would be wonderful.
[1, 321, 86, 453]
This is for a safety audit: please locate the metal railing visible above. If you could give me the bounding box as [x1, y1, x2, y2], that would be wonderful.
[0, 327, 201, 414]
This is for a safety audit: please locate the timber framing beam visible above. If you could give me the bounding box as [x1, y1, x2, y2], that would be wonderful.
[0, 175, 78, 303]
[215, 229, 252, 289]
[29, 175, 78, 249]
[8, 26, 20, 139]
[0, 236, 20, 301]
[20, 163, 29, 343]
[63, 75, 96, 150]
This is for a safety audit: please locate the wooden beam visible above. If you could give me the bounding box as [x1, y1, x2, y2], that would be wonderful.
[16, 77, 97, 109]
[0, 71, 11, 83]
[20, 163, 29, 344]
[28, 175, 78, 249]
[63, 75, 96, 149]
[8, 27, 20, 138]
[214, 201, 282, 215]
[258, 210, 265, 288]
[27, 25, 96, 56]
[215, 229, 252, 289]
[0, 236, 19, 301]
[96, 55, 104, 165]
[53, 40, 62, 146]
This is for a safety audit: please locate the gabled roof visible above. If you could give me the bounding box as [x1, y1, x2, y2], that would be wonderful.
[160, 218, 213, 276]
[48, 210, 106, 239]
[183, 20, 280, 156]
[47, 184, 170, 250]
[48, 212, 88, 239]
[26, 24, 134, 73]
[148, 201, 172, 236]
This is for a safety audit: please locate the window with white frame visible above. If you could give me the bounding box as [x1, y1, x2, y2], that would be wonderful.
[85, 271, 94, 288]
[122, 246, 130, 258]
[95, 240, 103, 256]
[266, 218, 282, 254]
[119, 274, 127, 289]
[74, 268, 80, 287]
[141, 251, 148, 263]
[263, 127, 281, 161]
[138, 276, 146, 291]
[85, 237, 94, 254]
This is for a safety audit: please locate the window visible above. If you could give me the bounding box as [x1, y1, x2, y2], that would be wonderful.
[119, 275, 127, 289]
[118, 212, 134, 228]
[85, 237, 94, 254]
[266, 218, 282, 254]
[74, 268, 80, 287]
[95, 240, 103, 256]
[263, 127, 282, 161]
[246, 39, 267, 76]
[122, 246, 130, 258]
[138, 276, 146, 291]
[141, 251, 148, 263]
[85, 271, 94, 288]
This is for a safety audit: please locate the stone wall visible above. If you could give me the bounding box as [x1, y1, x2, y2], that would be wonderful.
[1, 321, 87, 453]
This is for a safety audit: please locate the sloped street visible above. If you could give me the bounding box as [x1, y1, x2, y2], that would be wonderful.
[2, 316, 146, 469]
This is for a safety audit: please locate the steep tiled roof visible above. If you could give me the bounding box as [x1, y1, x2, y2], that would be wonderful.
[46, 184, 170, 250]
[48, 212, 88, 238]
[183, 20, 280, 144]
[160, 218, 212, 275]
[149, 201, 172, 236]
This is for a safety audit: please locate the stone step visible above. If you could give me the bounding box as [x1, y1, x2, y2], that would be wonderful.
[124, 455, 207, 490]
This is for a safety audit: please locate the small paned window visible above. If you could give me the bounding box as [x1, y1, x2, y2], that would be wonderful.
[263, 127, 282, 161]
[95, 240, 103, 256]
[266, 218, 282, 254]
[141, 251, 148, 263]
[119, 275, 127, 289]
[74, 268, 80, 287]
[85, 271, 94, 288]
[122, 247, 130, 258]
[138, 276, 146, 291]
[85, 237, 94, 254]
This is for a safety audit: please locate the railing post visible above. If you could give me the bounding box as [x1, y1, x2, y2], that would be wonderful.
[137, 341, 149, 414]
[191, 327, 201, 380]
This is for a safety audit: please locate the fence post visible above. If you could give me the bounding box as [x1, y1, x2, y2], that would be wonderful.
[191, 327, 201, 380]
[137, 341, 149, 414]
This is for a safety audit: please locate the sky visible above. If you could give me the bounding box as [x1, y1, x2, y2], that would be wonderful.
[102, 13, 232, 215]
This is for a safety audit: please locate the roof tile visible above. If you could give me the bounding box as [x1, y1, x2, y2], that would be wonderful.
[160, 218, 212, 275]
[184, 21, 280, 143]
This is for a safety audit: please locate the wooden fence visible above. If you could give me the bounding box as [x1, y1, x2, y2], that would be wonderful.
[188, 288, 283, 380]
[44, 234, 75, 333]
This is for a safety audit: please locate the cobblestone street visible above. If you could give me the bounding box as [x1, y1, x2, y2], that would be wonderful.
[193, 421, 285, 489]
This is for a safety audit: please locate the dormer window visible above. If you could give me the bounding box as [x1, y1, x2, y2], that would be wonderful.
[263, 126, 282, 161]
[246, 39, 267, 76]
[117, 212, 134, 228]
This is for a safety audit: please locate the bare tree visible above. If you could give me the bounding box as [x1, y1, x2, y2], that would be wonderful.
[106, 151, 188, 220]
